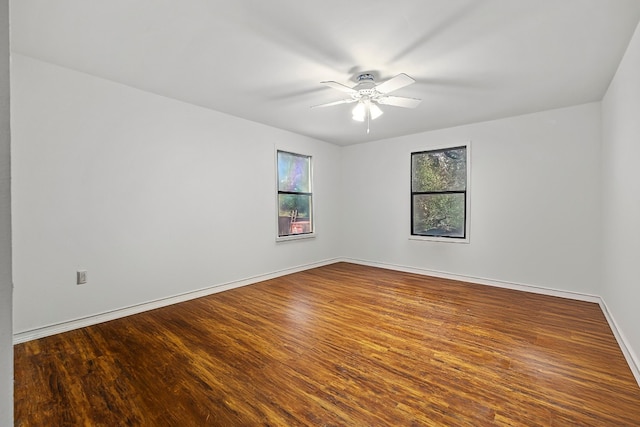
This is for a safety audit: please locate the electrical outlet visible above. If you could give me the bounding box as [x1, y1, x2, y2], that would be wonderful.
[77, 270, 87, 285]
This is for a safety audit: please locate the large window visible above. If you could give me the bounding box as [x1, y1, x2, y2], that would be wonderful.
[411, 144, 469, 240]
[277, 150, 313, 238]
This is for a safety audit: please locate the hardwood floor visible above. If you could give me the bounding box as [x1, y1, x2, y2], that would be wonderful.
[14, 263, 640, 426]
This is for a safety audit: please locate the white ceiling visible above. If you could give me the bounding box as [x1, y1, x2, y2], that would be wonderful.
[10, 0, 640, 146]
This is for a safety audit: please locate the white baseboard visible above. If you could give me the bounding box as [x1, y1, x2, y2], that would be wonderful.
[598, 299, 640, 386]
[343, 257, 640, 387]
[12, 258, 340, 344]
[342, 257, 601, 302]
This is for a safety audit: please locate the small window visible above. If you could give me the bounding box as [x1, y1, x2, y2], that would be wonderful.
[411, 145, 469, 240]
[277, 150, 313, 238]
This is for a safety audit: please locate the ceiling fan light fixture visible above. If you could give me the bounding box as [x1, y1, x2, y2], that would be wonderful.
[352, 100, 383, 122]
[370, 103, 383, 120]
[352, 102, 366, 121]
[316, 72, 419, 131]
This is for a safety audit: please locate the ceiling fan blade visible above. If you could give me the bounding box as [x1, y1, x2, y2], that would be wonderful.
[377, 95, 422, 108]
[311, 98, 356, 108]
[321, 80, 357, 94]
[375, 73, 415, 94]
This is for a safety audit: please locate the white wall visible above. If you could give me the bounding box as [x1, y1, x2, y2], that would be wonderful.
[602, 20, 640, 368]
[340, 103, 602, 295]
[0, 0, 12, 423]
[11, 54, 341, 333]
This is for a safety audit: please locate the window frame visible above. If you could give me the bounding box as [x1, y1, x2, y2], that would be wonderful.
[275, 149, 315, 242]
[410, 142, 471, 243]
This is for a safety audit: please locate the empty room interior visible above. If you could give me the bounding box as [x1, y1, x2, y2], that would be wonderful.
[2, 0, 640, 425]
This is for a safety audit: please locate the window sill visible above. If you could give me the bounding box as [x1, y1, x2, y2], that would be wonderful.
[276, 233, 316, 243]
[409, 235, 470, 244]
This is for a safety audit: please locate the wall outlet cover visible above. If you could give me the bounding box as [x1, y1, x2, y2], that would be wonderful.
[77, 270, 87, 285]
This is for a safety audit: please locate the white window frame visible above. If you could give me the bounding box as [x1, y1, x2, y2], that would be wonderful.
[275, 149, 315, 242]
[409, 141, 471, 244]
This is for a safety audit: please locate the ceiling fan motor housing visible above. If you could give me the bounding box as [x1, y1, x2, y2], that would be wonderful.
[354, 74, 377, 99]
[356, 73, 375, 83]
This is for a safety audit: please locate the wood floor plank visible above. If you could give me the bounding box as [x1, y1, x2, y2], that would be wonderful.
[14, 262, 640, 426]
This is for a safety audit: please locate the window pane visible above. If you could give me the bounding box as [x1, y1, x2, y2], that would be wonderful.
[412, 147, 466, 192]
[412, 193, 465, 237]
[278, 151, 310, 193]
[278, 194, 312, 236]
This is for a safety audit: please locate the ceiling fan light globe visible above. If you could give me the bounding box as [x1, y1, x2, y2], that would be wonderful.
[352, 102, 365, 121]
[370, 103, 383, 120]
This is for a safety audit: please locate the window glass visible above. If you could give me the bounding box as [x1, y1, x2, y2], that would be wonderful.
[411, 147, 467, 192]
[278, 151, 310, 193]
[412, 193, 465, 237]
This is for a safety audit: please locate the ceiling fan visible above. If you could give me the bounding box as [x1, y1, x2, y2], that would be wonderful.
[312, 73, 421, 133]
